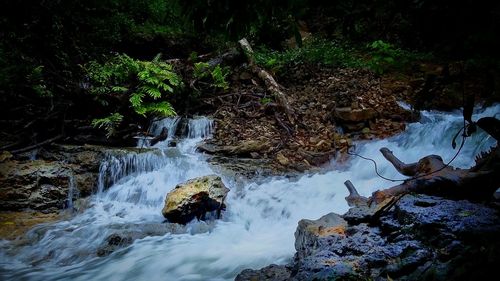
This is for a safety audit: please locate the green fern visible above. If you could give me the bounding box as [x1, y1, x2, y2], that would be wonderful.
[85, 53, 182, 137]
[91, 113, 123, 138]
[193, 62, 229, 91]
[129, 92, 145, 108]
[211, 65, 229, 90]
[193, 62, 210, 79]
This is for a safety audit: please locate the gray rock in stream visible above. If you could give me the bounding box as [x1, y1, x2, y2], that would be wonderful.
[96, 223, 192, 257]
[236, 265, 292, 281]
[235, 194, 500, 281]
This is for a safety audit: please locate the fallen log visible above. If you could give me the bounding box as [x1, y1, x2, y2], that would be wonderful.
[344, 116, 500, 221]
[238, 38, 295, 125]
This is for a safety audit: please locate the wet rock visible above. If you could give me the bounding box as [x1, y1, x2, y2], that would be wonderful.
[0, 144, 161, 213]
[238, 194, 500, 280]
[276, 152, 290, 166]
[0, 160, 73, 211]
[295, 213, 347, 260]
[197, 143, 224, 154]
[235, 264, 291, 281]
[96, 223, 190, 256]
[97, 233, 133, 257]
[207, 156, 285, 179]
[162, 175, 230, 224]
[334, 107, 377, 123]
[0, 211, 63, 240]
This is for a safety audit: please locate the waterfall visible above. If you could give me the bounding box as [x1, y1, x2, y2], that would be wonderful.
[0, 106, 498, 281]
[187, 117, 214, 139]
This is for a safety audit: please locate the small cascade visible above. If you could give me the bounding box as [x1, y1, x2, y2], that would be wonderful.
[65, 174, 78, 209]
[187, 117, 214, 139]
[136, 117, 181, 147]
[150, 116, 181, 138]
[97, 151, 170, 193]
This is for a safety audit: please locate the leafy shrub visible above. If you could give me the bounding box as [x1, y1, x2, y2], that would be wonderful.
[193, 62, 230, 91]
[26, 65, 52, 97]
[254, 38, 363, 72]
[367, 40, 432, 74]
[85, 53, 182, 136]
[366, 40, 399, 74]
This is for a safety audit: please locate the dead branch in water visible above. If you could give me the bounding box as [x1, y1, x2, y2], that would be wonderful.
[343, 116, 500, 220]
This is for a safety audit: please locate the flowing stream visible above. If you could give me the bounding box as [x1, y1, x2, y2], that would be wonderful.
[1, 106, 498, 281]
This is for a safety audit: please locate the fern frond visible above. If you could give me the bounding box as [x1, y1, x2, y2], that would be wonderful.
[140, 85, 162, 99]
[144, 101, 176, 116]
[129, 92, 145, 108]
[91, 113, 123, 138]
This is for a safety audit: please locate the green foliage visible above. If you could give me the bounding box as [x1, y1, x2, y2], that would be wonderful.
[86, 54, 181, 136]
[193, 62, 210, 79]
[255, 38, 363, 72]
[193, 62, 230, 91]
[26, 66, 53, 97]
[0, 0, 191, 101]
[210, 65, 230, 91]
[91, 113, 124, 138]
[260, 97, 273, 105]
[367, 40, 432, 74]
[366, 40, 398, 74]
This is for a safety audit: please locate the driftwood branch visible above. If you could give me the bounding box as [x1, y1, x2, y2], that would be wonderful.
[380, 148, 418, 176]
[344, 180, 368, 207]
[344, 118, 499, 221]
[238, 38, 295, 125]
[10, 135, 63, 154]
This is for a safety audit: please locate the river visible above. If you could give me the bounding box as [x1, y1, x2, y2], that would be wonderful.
[0, 105, 498, 281]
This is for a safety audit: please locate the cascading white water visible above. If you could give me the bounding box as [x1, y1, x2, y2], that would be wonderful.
[65, 174, 78, 210]
[0, 105, 498, 281]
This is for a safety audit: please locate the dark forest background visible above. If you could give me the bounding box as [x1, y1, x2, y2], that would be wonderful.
[1, 0, 499, 146]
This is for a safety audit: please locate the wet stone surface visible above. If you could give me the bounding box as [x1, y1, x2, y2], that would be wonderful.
[236, 194, 500, 281]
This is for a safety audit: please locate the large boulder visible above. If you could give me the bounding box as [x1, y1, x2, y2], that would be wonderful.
[162, 175, 230, 224]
